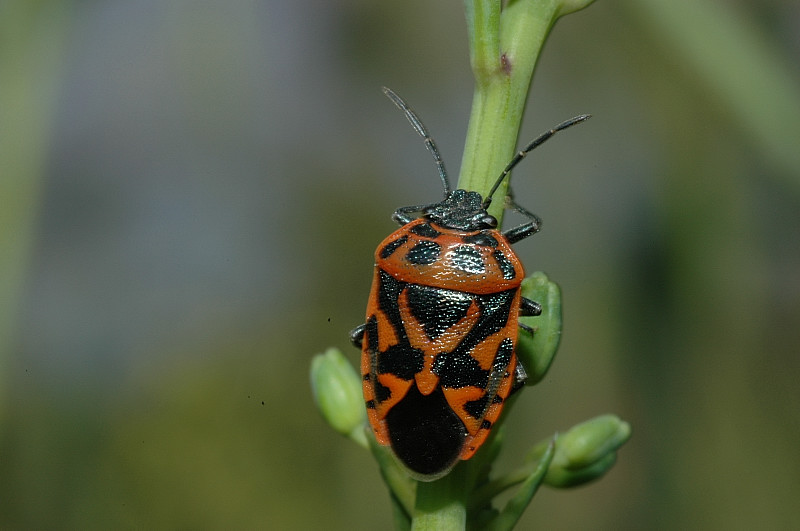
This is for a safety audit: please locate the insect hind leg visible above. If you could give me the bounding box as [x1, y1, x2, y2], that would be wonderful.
[510, 362, 528, 395]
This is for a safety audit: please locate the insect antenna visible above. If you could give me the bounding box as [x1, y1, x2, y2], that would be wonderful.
[382, 87, 451, 197]
[483, 114, 591, 209]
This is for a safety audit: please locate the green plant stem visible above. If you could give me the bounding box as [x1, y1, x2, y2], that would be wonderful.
[399, 2, 594, 529]
[0, 2, 71, 422]
[411, 466, 472, 530]
[460, 0, 560, 222]
[488, 439, 555, 531]
[397, 2, 597, 528]
[460, 0, 593, 222]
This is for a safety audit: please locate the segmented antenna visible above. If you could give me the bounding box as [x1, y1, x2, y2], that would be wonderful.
[483, 114, 591, 208]
[382, 87, 451, 197]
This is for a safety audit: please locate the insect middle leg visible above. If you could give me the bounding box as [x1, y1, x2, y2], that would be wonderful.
[350, 324, 366, 349]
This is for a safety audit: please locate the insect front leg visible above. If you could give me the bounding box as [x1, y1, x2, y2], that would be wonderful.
[350, 324, 366, 349]
[392, 203, 433, 225]
[502, 193, 542, 244]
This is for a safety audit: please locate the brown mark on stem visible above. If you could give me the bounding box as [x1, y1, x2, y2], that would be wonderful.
[500, 52, 512, 75]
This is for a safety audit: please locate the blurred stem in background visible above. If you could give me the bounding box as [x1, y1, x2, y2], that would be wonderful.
[0, 3, 72, 421]
[628, 0, 800, 189]
[618, 2, 800, 525]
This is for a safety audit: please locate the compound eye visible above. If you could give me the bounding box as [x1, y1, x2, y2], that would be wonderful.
[484, 215, 498, 228]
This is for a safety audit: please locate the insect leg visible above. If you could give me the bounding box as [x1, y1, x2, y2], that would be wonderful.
[392, 203, 433, 225]
[350, 324, 366, 349]
[510, 362, 528, 395]
[520, 297, 542, 317]
[518, 297, 541, 336]
[502, 194, 543, 244]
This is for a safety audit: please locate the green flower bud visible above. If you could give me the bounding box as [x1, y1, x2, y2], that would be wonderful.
[558, 0, 597, 17]
[310, 348, 367, 447]
[557, 414, 631, 469]
[516, 272, 562, 385]
[544, 415, 631, 488]
[544, 452, 617, 488]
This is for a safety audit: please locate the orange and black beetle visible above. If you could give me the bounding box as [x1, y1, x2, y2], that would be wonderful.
[351, 88, 588, 480]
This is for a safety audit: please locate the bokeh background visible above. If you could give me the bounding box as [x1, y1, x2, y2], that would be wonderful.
[2, 1, 799, 529]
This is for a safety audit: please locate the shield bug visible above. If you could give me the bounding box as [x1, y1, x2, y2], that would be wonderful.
[351, 87, 588, 480]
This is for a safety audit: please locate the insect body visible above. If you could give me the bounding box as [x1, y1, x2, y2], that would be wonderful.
[351, 87, 588, 480]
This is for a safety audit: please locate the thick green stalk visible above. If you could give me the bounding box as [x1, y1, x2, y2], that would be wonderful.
[411, 473, 468, 530]
[401, 1, 595, 529]
[460, 0, 593, 222]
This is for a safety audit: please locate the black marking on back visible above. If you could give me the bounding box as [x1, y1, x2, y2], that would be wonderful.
[406, 284, 473, 340]
[386, 384, 466, 477]
[450, 245, 485, 275]
[433, 349, 489, 390]
[462, 231, 498, 247]
[377, 271, 407, 339]
[405, 240, 441, 265]
[492, 249, 516, 280]
[433, 289, 517, 389]
[379, 343, 424, 381]
[375, 270, 424, 384]
[493, 338, 514, 370]
[365, 314, 394, 403]
[464, 395, 489, 419]
[410, 222, 441, 239]
[381, 235, 408, 259]
[375, 379, 392, 403]
[463, 337, 515, 420]
[365, 315, 379, 354]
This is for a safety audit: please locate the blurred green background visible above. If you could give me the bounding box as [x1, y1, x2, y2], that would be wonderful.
[2, 1, 799, 529]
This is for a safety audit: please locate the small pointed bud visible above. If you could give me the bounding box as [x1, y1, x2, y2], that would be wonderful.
[558, 0, 597, 17]
[544, 415, 631, 488]
[557, 414, 631, 469]
[517, 272, 562, 385]
[544, 452, 617, 488]
[310, 348, 367, 446]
